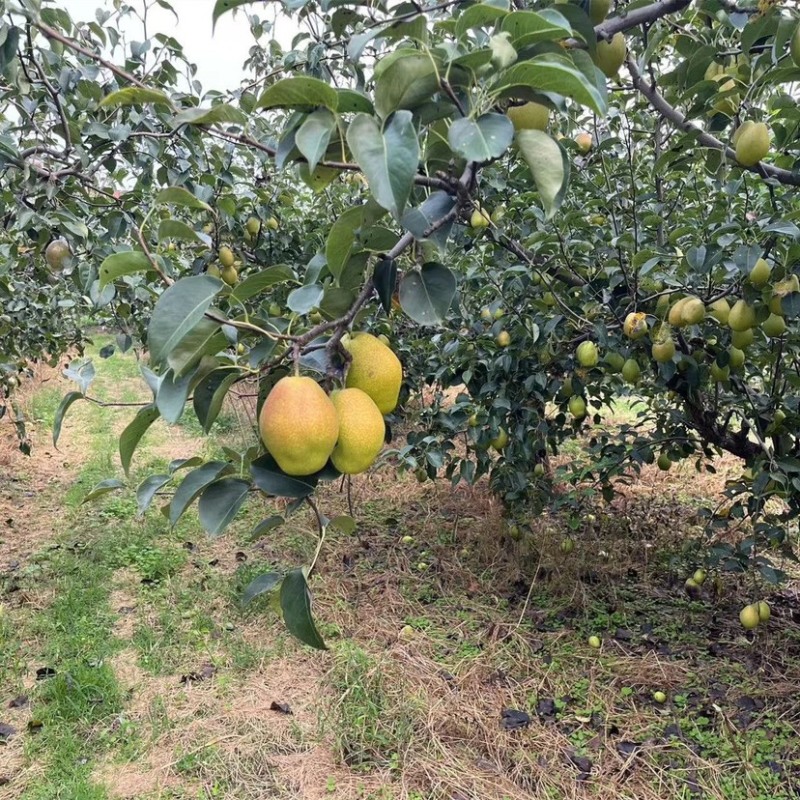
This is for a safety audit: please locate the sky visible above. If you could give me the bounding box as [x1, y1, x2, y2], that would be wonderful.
[57, 0, 301, 92]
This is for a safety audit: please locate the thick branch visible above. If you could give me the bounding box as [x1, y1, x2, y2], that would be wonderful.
[627, 57, 800, 187]
[594, 0, 692, 39]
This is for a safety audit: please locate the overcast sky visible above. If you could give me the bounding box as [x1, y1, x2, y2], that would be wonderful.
[57, 0, 300, 92]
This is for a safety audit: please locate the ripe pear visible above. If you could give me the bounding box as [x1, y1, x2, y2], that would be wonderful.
[569, 395, 587, 420]
[728, 346, 745, 369]
[623, 312, 648, 339]
[681, 297, 705, 326]
[588, 0, 611, 24]
[653, 691, 667, 704]
[219, 246, 235, 268]
[692, 569, 707, 585]
[727, 299, 755, 332]
[496, 330, 511, 347]
[652, 338, 675, 363]
[207, 264, 221, 278]
[748, 258, 771, 287]
[757, 600, 770, 622]
[330, 388, 385, 475]
[575, 132, 593, 153]
[259, 376, 339, 476]
[684, 578, 701, 599]
[470, 206, 491, 229]
[506, 101, 549, 131]
[735, 122, 769, 167]
[266, 216, 279, 231]
[739, 603, 760, 630]
[588, 635, 602, 649]
[246, 217, 260, 237]
[344, 332, 403, 415]
[710, 74, 739, 116]
[731, 327, 754, 349]
[762, 313, 786, 338]
[709, 298, 730, 324]
[576, 341, 599, 367]
[45, 239, 70, 272]
[769, 275, 800, 315]
[560, 537, 575, 554]
[668, 297, 688, 327]
[594, 33, 626, 78]
[221, 264, 238, 286]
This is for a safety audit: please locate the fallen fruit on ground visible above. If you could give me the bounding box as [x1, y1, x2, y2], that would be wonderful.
[259, 376, 339, 476]
[684, 578, 701, 599]
[653, 691, 667, 704]
[693, 569, 706, 585]
[588, 635, 601, 648]
[560, 537, 575, 554]
[739, 604, 760, 630]
[344, 332, 403, 414]
[330, 388, 385, 475]
[758, 600, 770, 622]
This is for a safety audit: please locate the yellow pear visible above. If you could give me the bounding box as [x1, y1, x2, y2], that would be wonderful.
[652, 337, 675, 363]
[769, 275, 799, 315]
[739, 604, 760, 630]
[45, 239, 70, 272]
[731, 327, 754, 349]
[506, 101, 549, 131]
[623, 311, 648, 339]
[728, 299, 756, 331]
[490, 428, 509, 450]
[575, 132, 593, 153]
[735, 122, 769, 167]
[344, 332, 403, 414]
[218, 246, 235, 268]
[681, 297, 705, 325]
[594, 33, 626, 78]
[762, 313, 786, 338]
[709, 298, 730, 324]
[220, 264, 238, 286]
[330, 388, 385, 475]
[259, 376, 339, 476]
[470, 206, 491, 228]
[668, 297, 689, 327]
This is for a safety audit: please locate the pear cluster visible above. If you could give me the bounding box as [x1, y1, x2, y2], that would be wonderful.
[258, 333, 401, 477]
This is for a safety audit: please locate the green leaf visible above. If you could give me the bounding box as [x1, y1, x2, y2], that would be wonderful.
[401, 191, 457, 252]
[516, 130, 570, 220]
[500, 9, 572, 48]
[119, 405, 160, 475]
[241, 571, 283, 605]
[98, 251, 154, 288]
[251, 454, 318, 499]
[148, 275, 222, 367]
[99, 87, 171, 108]
[258, 77, 338, 111]
[287, 283, 324, 314]
[231, 265, 295, 302]
[169, 461, 233, 526]
[373, 257, 397, 314]
[157, 219, 206, 243]
[155, 368, 194, 423]
[136, 474, 171, 515]
[249, 516, 285, 542]
[193, 369, 242, 433]
[495, 54, 607, 115]
[455, 3, 509, 37]
[53, 391, 85, 448]
[399, 262, 457, 326]
[166, 319, 226, 378]
[173, 103, 246, 127]
[319, 287, 356, 319]
[448, 113, 513, 163]
[374, 53, 439, 119]
[212, 0, 253, 30]
[326, 207, 364, 280]
[335, 89, 374, 114]
[83, 478, 125, 504]
[346, 111, 419, 220]
[198, 477, 251, 536]
[280, 569, 327, 650]
[295, 108, 336, 173]
[154, 187, 212, 212]
[298, 163, 340, 192]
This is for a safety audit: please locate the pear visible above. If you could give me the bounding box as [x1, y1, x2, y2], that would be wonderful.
[344, 332, 403, 414]
[330, 388, 386, 475]
[259, 376, 339, 476]
[727, 299, 756, 332]
[748, 258, 771, 287]
[506, 101, 549, 131]
[739, 604, 760, 630]
[594, 32, 626, 78]
[735, 122, 769, 167]
[709, 298, 730, 324]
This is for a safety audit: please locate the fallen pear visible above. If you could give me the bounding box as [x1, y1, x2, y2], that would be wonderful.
[739, 604, 760, 630]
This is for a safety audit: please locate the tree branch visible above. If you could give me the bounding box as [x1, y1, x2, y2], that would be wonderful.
[594, 0, 693, 39]
[627, 56, 800, 187]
